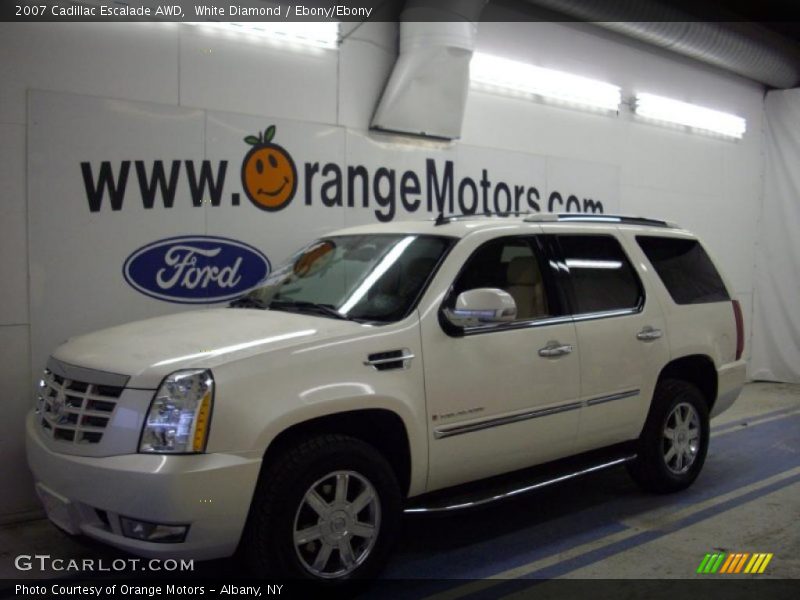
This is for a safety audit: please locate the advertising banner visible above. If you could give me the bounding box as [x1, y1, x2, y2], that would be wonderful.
[28, 89, 620, 376]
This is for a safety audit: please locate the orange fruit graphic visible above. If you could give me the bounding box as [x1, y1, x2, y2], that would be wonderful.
[293, 241, 335, 277]
[241, 125, 297, 211]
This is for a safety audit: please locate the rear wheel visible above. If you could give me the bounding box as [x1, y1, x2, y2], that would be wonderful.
[242, 434, 401, 581]
[627, 379, 710, 493]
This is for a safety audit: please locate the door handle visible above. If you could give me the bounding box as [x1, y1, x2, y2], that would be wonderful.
[637, 326, 663, 342]
[538, 341, 574, 358]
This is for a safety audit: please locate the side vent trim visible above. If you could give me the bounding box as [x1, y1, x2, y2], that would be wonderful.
[364, 349, 415, 371]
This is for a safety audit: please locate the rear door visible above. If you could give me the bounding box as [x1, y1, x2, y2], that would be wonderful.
[543, 226, 670, 452]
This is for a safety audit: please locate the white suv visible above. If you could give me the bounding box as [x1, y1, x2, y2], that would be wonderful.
[26, 213, 746, 581]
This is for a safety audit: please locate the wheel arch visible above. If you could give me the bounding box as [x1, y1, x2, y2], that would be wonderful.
[657, 354, 718, 410]
[260, 408, 413, 497]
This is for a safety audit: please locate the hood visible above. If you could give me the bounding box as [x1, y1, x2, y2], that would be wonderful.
[52, 308, 363, 389]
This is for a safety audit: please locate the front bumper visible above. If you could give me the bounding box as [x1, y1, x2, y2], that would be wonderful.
[25, 412, 262, 560]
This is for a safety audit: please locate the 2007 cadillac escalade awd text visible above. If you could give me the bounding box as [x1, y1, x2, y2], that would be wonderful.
[26, 213, 746, 580]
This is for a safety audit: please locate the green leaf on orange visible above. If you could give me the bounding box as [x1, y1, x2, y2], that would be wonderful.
[244, 136, 260, 145]
[265, 125, 276, 143]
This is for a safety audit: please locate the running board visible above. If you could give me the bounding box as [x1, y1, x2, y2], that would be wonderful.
[404, 445, 637, 514]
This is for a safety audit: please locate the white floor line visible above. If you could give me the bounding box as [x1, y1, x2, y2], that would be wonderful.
[426, 463, 800, 600]
[711, 408, 800, 438]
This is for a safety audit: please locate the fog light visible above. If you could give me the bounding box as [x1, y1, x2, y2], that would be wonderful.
[120, 517, 188, 543]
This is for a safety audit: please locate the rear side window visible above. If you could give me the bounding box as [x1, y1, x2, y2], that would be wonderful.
[558, 235, 643, 314]
[637, 236, 730, 305]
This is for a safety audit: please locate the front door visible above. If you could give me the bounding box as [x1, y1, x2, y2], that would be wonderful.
[420, 234, 581, 492]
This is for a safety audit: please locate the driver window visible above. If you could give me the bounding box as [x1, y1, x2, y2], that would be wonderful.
[451, 237, 549, 321]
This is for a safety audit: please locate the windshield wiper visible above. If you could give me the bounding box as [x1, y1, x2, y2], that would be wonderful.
[229, 296, 268, 309]
[268, 300, 351, 321]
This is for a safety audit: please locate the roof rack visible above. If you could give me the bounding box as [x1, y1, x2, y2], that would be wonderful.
[523, 213, 677, 228]
[433, 211, 678, 228]
[433, 210, 536, 226]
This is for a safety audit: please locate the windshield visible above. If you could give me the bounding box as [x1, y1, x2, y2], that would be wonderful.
[237, 234, 452, 323]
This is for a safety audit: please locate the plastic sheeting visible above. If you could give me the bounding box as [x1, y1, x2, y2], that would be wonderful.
[750, 88, 800, 383]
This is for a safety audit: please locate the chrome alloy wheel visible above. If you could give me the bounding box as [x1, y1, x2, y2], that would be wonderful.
[662, 402, 701, 474]
[293, 470, 381, 579]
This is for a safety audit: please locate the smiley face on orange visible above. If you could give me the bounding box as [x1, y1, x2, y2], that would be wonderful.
[241, 125, 297, 211]
[293, 241, 335, 278]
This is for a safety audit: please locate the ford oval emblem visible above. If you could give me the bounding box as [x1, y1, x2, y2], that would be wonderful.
[123, 236, 270, 304]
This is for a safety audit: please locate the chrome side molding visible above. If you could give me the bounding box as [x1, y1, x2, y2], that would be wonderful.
[433, 389, 640, 439]
[585, 389, 640, 407]
[434, 401, 582, 439]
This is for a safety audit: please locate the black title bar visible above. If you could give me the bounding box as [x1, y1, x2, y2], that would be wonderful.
[4, 0, 800, 23]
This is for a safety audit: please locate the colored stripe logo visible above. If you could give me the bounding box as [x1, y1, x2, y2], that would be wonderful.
[696, 552, 773, 574]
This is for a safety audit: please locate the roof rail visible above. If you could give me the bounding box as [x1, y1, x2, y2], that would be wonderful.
[433, 210, 535, 226]
[523, 213, 677, 228]
[432, 211, 679, 228]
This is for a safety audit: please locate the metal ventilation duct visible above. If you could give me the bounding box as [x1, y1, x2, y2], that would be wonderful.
[370, 0, 487, 139]
[523, 0, 800, 89]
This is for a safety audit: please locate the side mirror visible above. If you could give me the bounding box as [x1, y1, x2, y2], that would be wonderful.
[443, 288, 517, 328]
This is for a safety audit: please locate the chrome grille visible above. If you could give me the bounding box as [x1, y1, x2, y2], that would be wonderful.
[36, 368, 123, 445]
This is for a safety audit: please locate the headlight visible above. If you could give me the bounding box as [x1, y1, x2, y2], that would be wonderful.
[139, 369, 214, 454]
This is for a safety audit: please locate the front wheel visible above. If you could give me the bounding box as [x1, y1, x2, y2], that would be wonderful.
[627, 379, 710, 493]
[242, 434, 401, 581]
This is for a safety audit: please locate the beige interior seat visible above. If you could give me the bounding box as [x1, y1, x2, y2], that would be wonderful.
[506, 257, 547, 319]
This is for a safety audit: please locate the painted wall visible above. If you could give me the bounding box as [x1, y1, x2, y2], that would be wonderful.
[0, 16, 765, 520]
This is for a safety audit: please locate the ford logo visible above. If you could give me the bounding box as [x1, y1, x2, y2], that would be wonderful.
[123, 236, 270, 304]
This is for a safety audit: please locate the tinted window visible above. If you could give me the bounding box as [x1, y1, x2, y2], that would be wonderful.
[558, 235, 642, 313]
[450, 237, 551, 321]
[637, 236, 729, 304]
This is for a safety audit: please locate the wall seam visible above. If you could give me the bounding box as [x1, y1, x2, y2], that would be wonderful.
[335, 34, 342, 126]
[747, 89, 769, 368]
[177, 25, 182, 106]
[24, 91, 33, 380]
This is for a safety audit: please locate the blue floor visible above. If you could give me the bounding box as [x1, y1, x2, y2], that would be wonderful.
[368, 409, 800, 597]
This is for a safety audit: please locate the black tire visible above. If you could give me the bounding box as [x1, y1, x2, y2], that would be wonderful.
[627, 379, 710, 493]
[242, 434, 402, 581]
